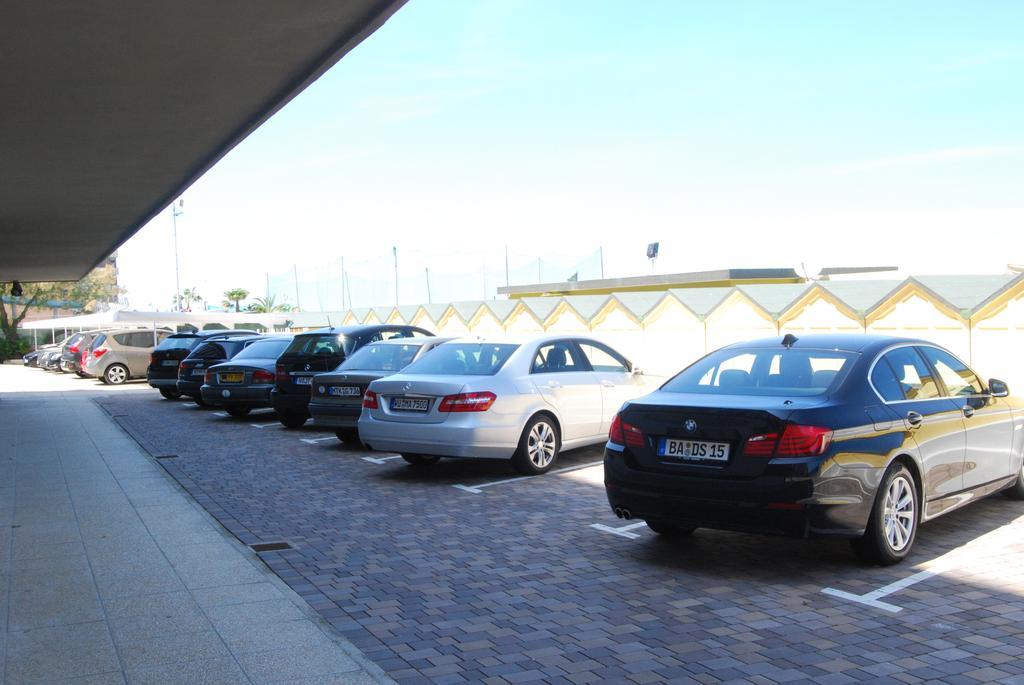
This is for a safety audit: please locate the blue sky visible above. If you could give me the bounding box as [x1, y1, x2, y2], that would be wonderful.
[118, 0, 1024, 310]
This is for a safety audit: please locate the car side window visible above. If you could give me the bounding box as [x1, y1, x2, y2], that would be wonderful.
[577, 342, 629, 373]
[381, 329, 412, 340]
[113, 333, 132, 346]
[870, 358, 905, 402]
[532, 342, 584, 374]
[918, 346, 984, 397]
[879, 347, 941, 400]
[131, 332, 154, 347]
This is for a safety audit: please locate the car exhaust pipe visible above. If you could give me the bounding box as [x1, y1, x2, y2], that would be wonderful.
[613, 507, 623, 519]
[620, 508, 632, 520]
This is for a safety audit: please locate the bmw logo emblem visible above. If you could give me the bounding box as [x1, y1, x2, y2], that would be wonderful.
[304, 363, 311, 371]
[684, 419, 698, 433]
[221, 390, 230, 398]
[403, 383, 411, 391]
[318, 386, 325, 394]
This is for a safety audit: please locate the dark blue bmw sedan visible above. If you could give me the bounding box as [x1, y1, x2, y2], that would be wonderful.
[604, 334, 1024, 565]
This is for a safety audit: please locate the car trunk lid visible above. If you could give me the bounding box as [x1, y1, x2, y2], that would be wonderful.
[367, 375, 468, 424]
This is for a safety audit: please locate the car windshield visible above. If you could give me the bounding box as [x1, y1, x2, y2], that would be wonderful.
[338, 342, 422, 372]
[402, 342, 518, 376]
[155, 336, 199, 351]
[283, 333, 353, 357]
[232, 339, 292, 361]
[662, 347, 856, 397]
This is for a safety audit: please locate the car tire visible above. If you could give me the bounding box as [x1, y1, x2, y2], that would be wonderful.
[851, 463, 918, 566]
[104, 364, 129, 385]
[159, 388, 181, 400]
[193, 396, 210, 408]
[225, 406, 251, 418]
[335, 429, 361, 446]
[1002, 460, 1024, 500]
[511, 414, 561, 475]
[645, 520, 697, 538]
[278, 412, 307, 429]
[401, 454, 440, 466]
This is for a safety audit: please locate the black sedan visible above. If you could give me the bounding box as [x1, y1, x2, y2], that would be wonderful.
[200, 335, 293, 417]
[177, 334, 263, 406]
[604, 334, 1024, 565]
[309, 336, 452, 443]
[148, 329, 258, 399]
[271, 324, 433, 429]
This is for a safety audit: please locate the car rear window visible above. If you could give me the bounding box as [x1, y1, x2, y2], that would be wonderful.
[189, 342, 227, 359]
[403, 343, 518, 376]
[338, 342, 422, 372]
[231, 339, 292, 361]
[90, 334, 106, 350]
[662, 347, 856, 397]
[156, 336, 199, 351]
[283, 334, 353, 357]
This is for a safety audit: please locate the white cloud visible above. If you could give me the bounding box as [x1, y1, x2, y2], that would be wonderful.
[823, 146, 1023, 176]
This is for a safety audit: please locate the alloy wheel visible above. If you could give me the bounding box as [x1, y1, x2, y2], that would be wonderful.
[527, 421, 556, 468]
[106, 365, 127, 384]
[882, 475, 915, 552]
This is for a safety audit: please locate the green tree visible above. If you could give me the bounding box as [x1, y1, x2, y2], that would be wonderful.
[181, 287, 203, 312]
[1, 262, 121, 350]
[247, 294, 293, 313]
[222, 288, 250, 312]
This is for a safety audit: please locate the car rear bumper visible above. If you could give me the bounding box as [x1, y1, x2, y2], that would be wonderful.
[603, 449, 870, 538]
[147, 377, 179, 389]
[357, 413, 518, 459]
[309, 400, 361, 428]
[270, 390, 311, 416]
[201, 384, 272, 406]
[176, 380, 203, 397]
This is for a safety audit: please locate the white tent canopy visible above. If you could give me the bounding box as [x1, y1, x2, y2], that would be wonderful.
[21, 308, 290, 331]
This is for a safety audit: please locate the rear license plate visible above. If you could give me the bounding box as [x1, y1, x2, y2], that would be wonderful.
[219, 373, 244, 383]
[294, 376, 312, 386]
[658, 438, 730, 462]
[191, 369, 204, 376]
[328, 386, 360, 397]
[161, 359, 178, 366]
[390, 397, 430, 412]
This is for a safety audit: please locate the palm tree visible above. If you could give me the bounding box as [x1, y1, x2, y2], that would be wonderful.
[247, 294, 292, 313]
[181, 287, 203, 312]
[222, 288, 250, 312]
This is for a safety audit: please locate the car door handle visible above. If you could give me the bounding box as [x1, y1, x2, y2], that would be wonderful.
[600, 380, 615, 388]
[546, 381, 562, 389]
[963, 405, 975, 418]
[906, 411, 923, 428]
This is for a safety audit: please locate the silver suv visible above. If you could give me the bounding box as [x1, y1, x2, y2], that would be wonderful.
[83, 328, 172, 384]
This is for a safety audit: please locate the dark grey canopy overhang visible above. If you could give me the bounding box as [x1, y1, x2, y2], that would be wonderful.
[0, 1, 406, 282]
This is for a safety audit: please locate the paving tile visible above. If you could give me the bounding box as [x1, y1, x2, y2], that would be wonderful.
[5, 621, 120, 682]
[191, 582, 284, 608]
[115, 628, 232, 670]
[123, 656, 250, 685]
[236, 642, 361, 684]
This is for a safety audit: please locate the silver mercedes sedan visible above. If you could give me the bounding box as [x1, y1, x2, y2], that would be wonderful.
[357, 335, 654, 473]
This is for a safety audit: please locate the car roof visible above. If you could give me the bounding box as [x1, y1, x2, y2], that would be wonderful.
[722, 333, 931, 355]
[296, 324, 431, 336]
[440, 334, 613, 346]
[168, 329, 259, 338]
[362, 336, 457, 346]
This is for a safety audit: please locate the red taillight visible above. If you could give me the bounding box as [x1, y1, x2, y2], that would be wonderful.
[609, 414, 645, 447]
[93, 348, 107, 359]
[70, 345, 79, 354]
[178, 364, 187, 379]
[439, 391, 496, 413]
[362, 390, 379, 409]
[275, 363, 288, 383]
[149, 353, 156, 365]
[743, 425, 832, 457]
[204, 370, 214, 384]
[252, 369, 274, 384]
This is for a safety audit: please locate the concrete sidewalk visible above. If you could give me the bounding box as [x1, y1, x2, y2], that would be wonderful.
[0, 368, 393, 685]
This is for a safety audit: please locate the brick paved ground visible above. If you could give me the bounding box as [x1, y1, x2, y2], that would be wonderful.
[96, 391, 1024, 685]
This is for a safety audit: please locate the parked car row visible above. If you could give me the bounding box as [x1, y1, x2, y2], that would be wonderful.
[30, 323, 1023, 566]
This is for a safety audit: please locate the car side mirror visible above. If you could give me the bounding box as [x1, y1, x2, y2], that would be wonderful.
[989, 378, 1009, 398]
[631, 366, 643, 376]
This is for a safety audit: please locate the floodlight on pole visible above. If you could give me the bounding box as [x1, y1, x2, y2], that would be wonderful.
[171, 200, 184, 311]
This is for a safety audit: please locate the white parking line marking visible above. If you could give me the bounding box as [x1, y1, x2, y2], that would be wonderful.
[821, 515, 1023, 613]
[590, 521, 646, 539]
[361, 454, 403, 464]
[213, 412, 229, 418]
[300, 436, 336, 444]
[453, 460, 603, 494]
[250, 422, 278, 429]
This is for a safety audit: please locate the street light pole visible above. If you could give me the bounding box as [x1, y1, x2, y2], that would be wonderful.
[392, 246, 398, 306]
[171, 200, 184, 311]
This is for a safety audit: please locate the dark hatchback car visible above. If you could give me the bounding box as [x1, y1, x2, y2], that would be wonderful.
[309, 337, 452, 443]
[605, 334, 1024, 565]
[272, 324, 433, 428]
[61, 330, 104, 375]
[177, 334, 264, 406]
[148, 330, 258, 399]
[200, 335, 294, 417]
